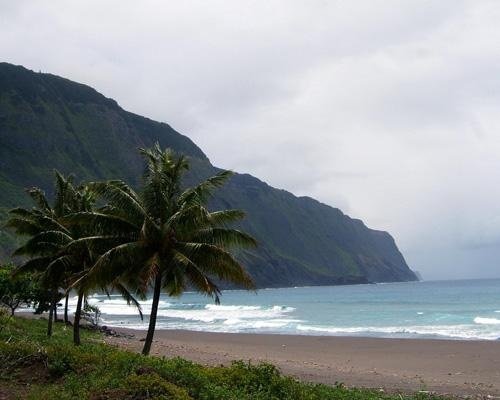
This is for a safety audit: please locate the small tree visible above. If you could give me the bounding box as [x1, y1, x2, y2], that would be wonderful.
[82, 299, 101, 328]
[0, 264, 34, 316]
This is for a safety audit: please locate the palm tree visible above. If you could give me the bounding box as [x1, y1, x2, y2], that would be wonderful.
[7, 180, 74, 336]
[7, 172, 143, 342]
[76, 144, 257, 355]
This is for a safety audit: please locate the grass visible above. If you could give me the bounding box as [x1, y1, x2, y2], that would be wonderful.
[0, 312, 451, 400]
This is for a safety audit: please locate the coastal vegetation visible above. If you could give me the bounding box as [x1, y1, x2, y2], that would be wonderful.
[0, 316, 449, 400]
[0, 64, 443, 399]
[4, 144, 256, 355]
[0, 145, 454, 400]
[0, 263, 37, 316]
[5, 171, 143, 340]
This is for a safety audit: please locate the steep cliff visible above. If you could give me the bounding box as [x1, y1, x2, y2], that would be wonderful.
[0, 62, 417, 287]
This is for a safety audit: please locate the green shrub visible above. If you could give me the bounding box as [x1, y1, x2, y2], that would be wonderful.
[0, 317, 452, 400]
[125, 372, 192, 399]
[0, 307, 9, 332]
[47, 352, 73, 378]
[0, 263, 37, 316]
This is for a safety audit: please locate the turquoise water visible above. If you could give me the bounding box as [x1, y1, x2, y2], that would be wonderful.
[80, 279, 500, 340]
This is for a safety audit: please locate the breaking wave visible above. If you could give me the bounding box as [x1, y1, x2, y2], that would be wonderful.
[296, 324, 500, 340]
[474, 317, 500, 325]
[19, 280, 500, 340]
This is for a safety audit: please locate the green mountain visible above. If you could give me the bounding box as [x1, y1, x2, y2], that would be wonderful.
[0, 62, 417, 287]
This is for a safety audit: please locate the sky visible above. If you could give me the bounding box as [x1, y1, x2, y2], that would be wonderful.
[1, 0, 500, 280]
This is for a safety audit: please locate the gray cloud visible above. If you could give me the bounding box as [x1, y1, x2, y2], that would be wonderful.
[1, 0, 500, 279]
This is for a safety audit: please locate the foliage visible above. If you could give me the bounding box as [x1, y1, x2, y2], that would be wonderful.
[6, 171, 143, 341]
[0, 317, 451, 400]
[0, 263, 35, 315]
[4, 143, 256, 354]
[31, 284, 54, 314]
[82, 300, 101, 328]
[5, 173, 91, 338]
[0, 308, 9, 332]
[74, 144, 257, 355]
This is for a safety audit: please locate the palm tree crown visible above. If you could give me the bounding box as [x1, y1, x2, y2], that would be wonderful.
[7, 172, 142, 341]
[77, 144, 257, 355]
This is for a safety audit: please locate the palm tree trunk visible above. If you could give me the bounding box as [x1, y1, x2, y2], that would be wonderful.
[73, 292, 84, 345]
[142, 272, 162, 355]
[53, 296, 58, 321]
[64, 293, 69, 324]
[47, 299, 54, 337]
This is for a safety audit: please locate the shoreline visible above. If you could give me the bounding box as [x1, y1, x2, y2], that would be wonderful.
[19, 314, 500, 397]
[103, 324, 500, 342]
[104, 326, 500, 398]
[21, 309, 500, 343]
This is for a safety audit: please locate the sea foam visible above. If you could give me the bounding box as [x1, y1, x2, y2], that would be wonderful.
[19, 280, 500, 340]
[296, 323, 499, 340]
[474, 317, 500, 325]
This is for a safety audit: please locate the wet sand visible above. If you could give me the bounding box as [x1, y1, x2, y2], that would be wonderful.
[106, 328, 500, 398]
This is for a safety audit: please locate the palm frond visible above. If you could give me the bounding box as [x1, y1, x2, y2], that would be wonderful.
[5, 216, 42, 236]
[45, 255, 76, 281]
[207, 209, 246, 226]
[177, 242, 255, 289]
[84, 242, 151, 288]
[66, 235, 133, 256]
[14, 256, 53, 276]
[179, 170, 234, 206]
[8, 207, 42, 219]
[35, 215, 71, 234]
[191, 228, 257, 249]
[62, 211, 140, 236]
[165, 204, 211, 234]
[86, 181, 146, 226]
[53, 171, 78, 217]
[27, 188, 51, 213]
[13, 230, 72, 257]
[171, 249, 221, 303]
[110, 282, 144, 320]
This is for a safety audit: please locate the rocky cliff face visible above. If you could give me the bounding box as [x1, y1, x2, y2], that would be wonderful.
[0, 62, 418, 287]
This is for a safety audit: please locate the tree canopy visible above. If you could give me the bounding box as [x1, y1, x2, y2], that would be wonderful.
[4, 144, 257, 354]
[0, 263, 35, 316]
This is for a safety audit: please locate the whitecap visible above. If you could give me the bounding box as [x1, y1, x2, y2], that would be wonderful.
[252, 320, 289, 329]
[474, 317, 500, 325]
[205, 304, 261, 311]
[223, 318, 243, 325]
[296, 324, 500, 340]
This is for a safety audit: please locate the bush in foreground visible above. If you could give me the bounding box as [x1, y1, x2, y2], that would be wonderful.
[0, 317, 450, 400]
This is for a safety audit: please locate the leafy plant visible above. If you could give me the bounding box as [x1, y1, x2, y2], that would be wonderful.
[6, 172, 142, 342]
[0, 307, 9, 332]
[74, 144, 257, 355]
[0, 263, 35, 316]
[81, 300, 101, 328]
[0, 317, 451, 400]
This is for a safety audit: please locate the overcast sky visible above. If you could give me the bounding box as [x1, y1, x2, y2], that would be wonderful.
[2, 0, 500, 280]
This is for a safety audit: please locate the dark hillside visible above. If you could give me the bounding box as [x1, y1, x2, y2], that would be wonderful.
[0, 63, 417, 287]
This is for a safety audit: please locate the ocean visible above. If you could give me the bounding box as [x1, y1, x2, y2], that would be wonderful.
[68, 279, 500, 340]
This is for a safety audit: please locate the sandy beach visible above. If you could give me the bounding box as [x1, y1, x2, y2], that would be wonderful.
[105, 327, 500, 398]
